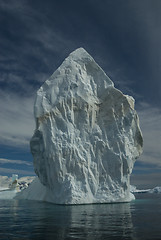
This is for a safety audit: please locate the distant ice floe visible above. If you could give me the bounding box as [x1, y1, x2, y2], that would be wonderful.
[0, 189, 17, 200]
[149, 186, 161, 194]
[0, 187, 9, 191]
[130, 185, 161, 194]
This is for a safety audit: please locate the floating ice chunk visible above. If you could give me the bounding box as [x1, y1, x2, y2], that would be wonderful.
[0, 189, 17, 200]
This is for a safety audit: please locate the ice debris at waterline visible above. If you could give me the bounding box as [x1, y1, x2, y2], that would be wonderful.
[16, 48, 143, 204]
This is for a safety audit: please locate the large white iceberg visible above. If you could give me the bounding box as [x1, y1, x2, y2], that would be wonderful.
[17, 48, 143, 204]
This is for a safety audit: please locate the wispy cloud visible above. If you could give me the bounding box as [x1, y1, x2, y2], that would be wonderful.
[0, 167, 35, 176]
[137, 102, 161, 167]
[131, 172, 161, 189]
[0, 90, 35, 147]
[0, 0, 77, 99]
[0, 158, 32, 166]
[0, 0, 76, 148]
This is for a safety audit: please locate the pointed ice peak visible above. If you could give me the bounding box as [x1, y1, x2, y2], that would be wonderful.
[35, 48, 114, 117]
[68, 47, 93, 61]
[64, 48, 105, 74]
[42, 47, 113, 93]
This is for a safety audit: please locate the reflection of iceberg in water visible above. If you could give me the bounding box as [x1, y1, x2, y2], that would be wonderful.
[0, 198, 136, 239]
[30, 202, 135, 240]
[68, 204, 135, 239]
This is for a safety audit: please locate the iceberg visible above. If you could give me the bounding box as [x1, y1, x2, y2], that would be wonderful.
[130, 185, 161, 194]
[0, 189, 17, 200]
[17, 48, 143, 204]
[0, 175, 35, 200]
[130, 185, 151, 193]
[149, 187, 161, 193]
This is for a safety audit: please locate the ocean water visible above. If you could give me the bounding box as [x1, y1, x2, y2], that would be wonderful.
[0, 193, 161, 240]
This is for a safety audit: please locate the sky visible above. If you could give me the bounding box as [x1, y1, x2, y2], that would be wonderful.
[0, 0, 161, 188]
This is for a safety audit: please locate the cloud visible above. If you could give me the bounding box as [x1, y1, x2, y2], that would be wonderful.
[132, 163, 161, 173]
[0, 0, 78, 98]
[0, 90, 35, 148]
[0, 167, 35, 176]
[0, 158, 32, 166]
[0, 0, 78, 149]
[0, 0, 27, 11]
[131, 172, 161, 189]
[136, 102, 161, 167]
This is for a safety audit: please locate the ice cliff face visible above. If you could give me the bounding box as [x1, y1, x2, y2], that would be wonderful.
[29, 48, 143, 204]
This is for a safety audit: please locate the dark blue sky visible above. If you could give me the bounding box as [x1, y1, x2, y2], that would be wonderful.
[0, 0, 161, 187]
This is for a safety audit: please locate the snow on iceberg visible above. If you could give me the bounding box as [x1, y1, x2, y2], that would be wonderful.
[16, 48, 143, 204]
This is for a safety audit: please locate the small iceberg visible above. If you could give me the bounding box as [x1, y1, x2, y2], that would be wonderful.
[0, 189, 17, 200]
[0, 174, 35, 200]
[149, 186, 161, 194]
[130, 185, 161, 194]
[0, 174, 19, 200]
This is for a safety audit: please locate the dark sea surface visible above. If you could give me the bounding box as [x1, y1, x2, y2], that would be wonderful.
[0, 193, 161, 240]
